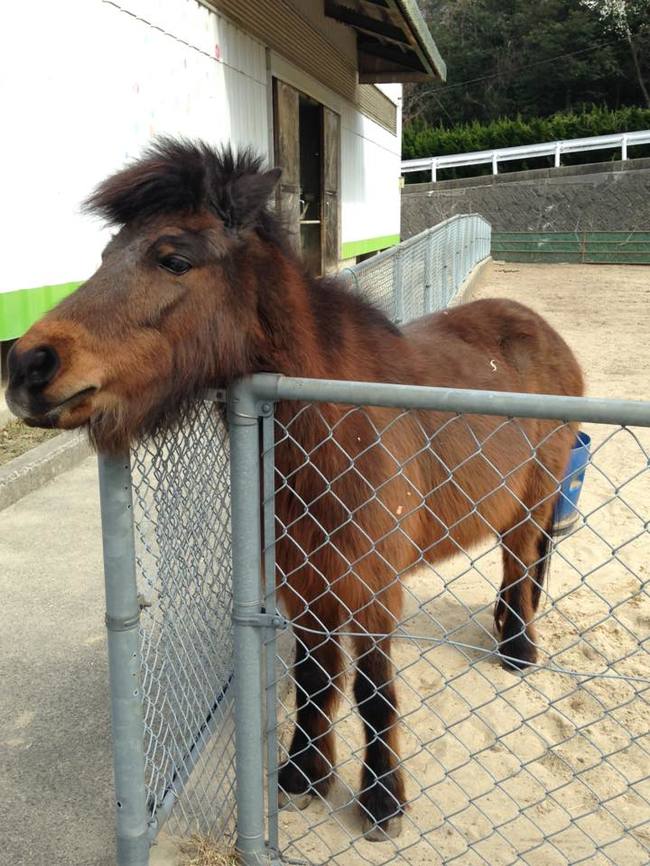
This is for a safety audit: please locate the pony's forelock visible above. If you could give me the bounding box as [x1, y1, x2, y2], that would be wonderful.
[83, 137, 282, 235]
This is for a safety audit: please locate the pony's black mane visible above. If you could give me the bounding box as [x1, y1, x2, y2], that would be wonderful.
[84, 137, 285, 244]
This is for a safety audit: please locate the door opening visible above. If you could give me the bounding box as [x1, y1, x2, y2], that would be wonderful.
[298, 96, 322, 274]
[273, 78, 340, 275]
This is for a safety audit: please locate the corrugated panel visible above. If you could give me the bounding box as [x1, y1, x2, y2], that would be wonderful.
[492, 232, 650, 264]
[357, 86, 397, 135]
[207, 0, 396, 132]
[284, 0, 357, 64]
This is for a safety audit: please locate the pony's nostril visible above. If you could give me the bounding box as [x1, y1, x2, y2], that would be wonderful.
[25, 345, 60, 388]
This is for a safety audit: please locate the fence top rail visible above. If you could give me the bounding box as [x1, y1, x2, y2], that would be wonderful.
[401, 128, 650, 174]
[238, 374, 650, 427]
[347, 213, 491, 276]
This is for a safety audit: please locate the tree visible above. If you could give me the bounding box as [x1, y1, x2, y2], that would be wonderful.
[580, 0, 650, 106]
[406, 0, 646, 128]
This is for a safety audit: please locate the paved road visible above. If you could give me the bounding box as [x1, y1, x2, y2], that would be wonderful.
[0, 456, 116, 866]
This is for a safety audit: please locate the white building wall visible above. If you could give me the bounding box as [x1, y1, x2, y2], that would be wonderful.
[1, 0, 268, 294]
[1, 0, 401, 300]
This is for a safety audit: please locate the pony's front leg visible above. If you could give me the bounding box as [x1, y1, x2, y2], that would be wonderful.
[354, 635, 405, 841]
[278, 634, 343, 808]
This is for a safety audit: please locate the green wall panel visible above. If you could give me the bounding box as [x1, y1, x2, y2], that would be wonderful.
[492, 232, 650, 264]
[341, 234, 400, 259]
[0, 281, 82, 342]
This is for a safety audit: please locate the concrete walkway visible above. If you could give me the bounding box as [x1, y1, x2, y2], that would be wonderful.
[0, 456, 115, 866]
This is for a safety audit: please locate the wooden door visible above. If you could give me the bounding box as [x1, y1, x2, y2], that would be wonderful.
[321, 107, 340, 272]
[273, 78, 301, 251]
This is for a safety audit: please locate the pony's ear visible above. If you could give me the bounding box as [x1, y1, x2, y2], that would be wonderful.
[226, 168, 282, 228]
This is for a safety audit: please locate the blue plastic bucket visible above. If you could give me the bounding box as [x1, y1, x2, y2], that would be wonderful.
[553, 431, 591, 536]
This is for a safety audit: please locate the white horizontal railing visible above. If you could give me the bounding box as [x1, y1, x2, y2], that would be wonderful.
[401, 129, 650, 182]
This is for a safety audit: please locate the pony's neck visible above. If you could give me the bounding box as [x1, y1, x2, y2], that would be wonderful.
[251, 247, 404, 382]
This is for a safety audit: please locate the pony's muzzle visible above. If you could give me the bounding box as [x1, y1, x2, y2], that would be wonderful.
[8, 343, 60, 391]
[6, 343, 96, 426]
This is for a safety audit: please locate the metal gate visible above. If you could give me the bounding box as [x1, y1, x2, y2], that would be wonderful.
[231, 376, 650, 866]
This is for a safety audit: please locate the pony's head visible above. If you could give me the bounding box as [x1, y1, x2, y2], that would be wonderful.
[6, 139, 283, 452]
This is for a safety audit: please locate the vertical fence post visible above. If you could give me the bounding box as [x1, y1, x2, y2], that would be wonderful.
[394, 248, 404, 324]
[441, 224, 448, 305]
[98, 454, 150, 866]
[458, 219, 465, 284]
[228, 381, 269, 866]
[424, 230, 433, 313]
[451, 220, 458, 296]
[262, 411, 280, 854]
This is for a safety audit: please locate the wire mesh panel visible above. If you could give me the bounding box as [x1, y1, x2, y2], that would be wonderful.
[344, 215, 491, 323]
[130, 399, 237, 841]
[259, 385, 650, 866]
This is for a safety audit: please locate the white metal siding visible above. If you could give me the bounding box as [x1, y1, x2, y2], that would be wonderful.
[1, 0, 401, 296]
[283, 0, 357, 66]
[204, 1, 397, 133]
[341, 120, 401, 248]
[1, 0, 268, 292]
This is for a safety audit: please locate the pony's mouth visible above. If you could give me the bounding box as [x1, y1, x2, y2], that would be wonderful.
[22, 386, 99, 427]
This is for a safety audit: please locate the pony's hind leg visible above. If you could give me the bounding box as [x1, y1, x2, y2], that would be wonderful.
[497, 502, 554, 670]
[353, 633, 405, 841]
[278, 631, 343, 808]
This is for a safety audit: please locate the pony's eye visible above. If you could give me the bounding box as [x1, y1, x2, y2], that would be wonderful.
[159, 255, 192, 275]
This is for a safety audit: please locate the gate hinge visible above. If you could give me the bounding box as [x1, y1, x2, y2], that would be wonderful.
[233, 608, 288, 630]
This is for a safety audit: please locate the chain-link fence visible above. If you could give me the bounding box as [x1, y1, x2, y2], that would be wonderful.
[342, 214, 491, 322]
[243, 375, 650, 866]
[98, 401, 236, 864]
[97, 374, 650, 866]
[131, 401, 235, 839]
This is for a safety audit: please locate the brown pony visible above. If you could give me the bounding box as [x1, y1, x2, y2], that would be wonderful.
[6, 139, 583, 841]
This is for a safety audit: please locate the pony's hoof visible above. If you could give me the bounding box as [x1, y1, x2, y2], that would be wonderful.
[362, 815, 403, 842]
[278, 789, 313, 811]
[499, 641, 537, 671]
[499, 619, 538, 671]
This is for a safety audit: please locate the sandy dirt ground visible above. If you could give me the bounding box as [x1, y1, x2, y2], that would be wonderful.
[275, 263, 650, 865]
[0, 418, 58, 464]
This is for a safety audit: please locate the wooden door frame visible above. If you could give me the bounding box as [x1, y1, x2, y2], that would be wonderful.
[271, 75, 341, 273]
[320, 106, 341, 273]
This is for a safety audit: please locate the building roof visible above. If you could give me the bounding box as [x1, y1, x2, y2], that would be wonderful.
[325, 0, 446, 83]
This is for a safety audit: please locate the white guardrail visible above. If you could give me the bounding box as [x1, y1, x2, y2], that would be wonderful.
[401, 129, 650, 181]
